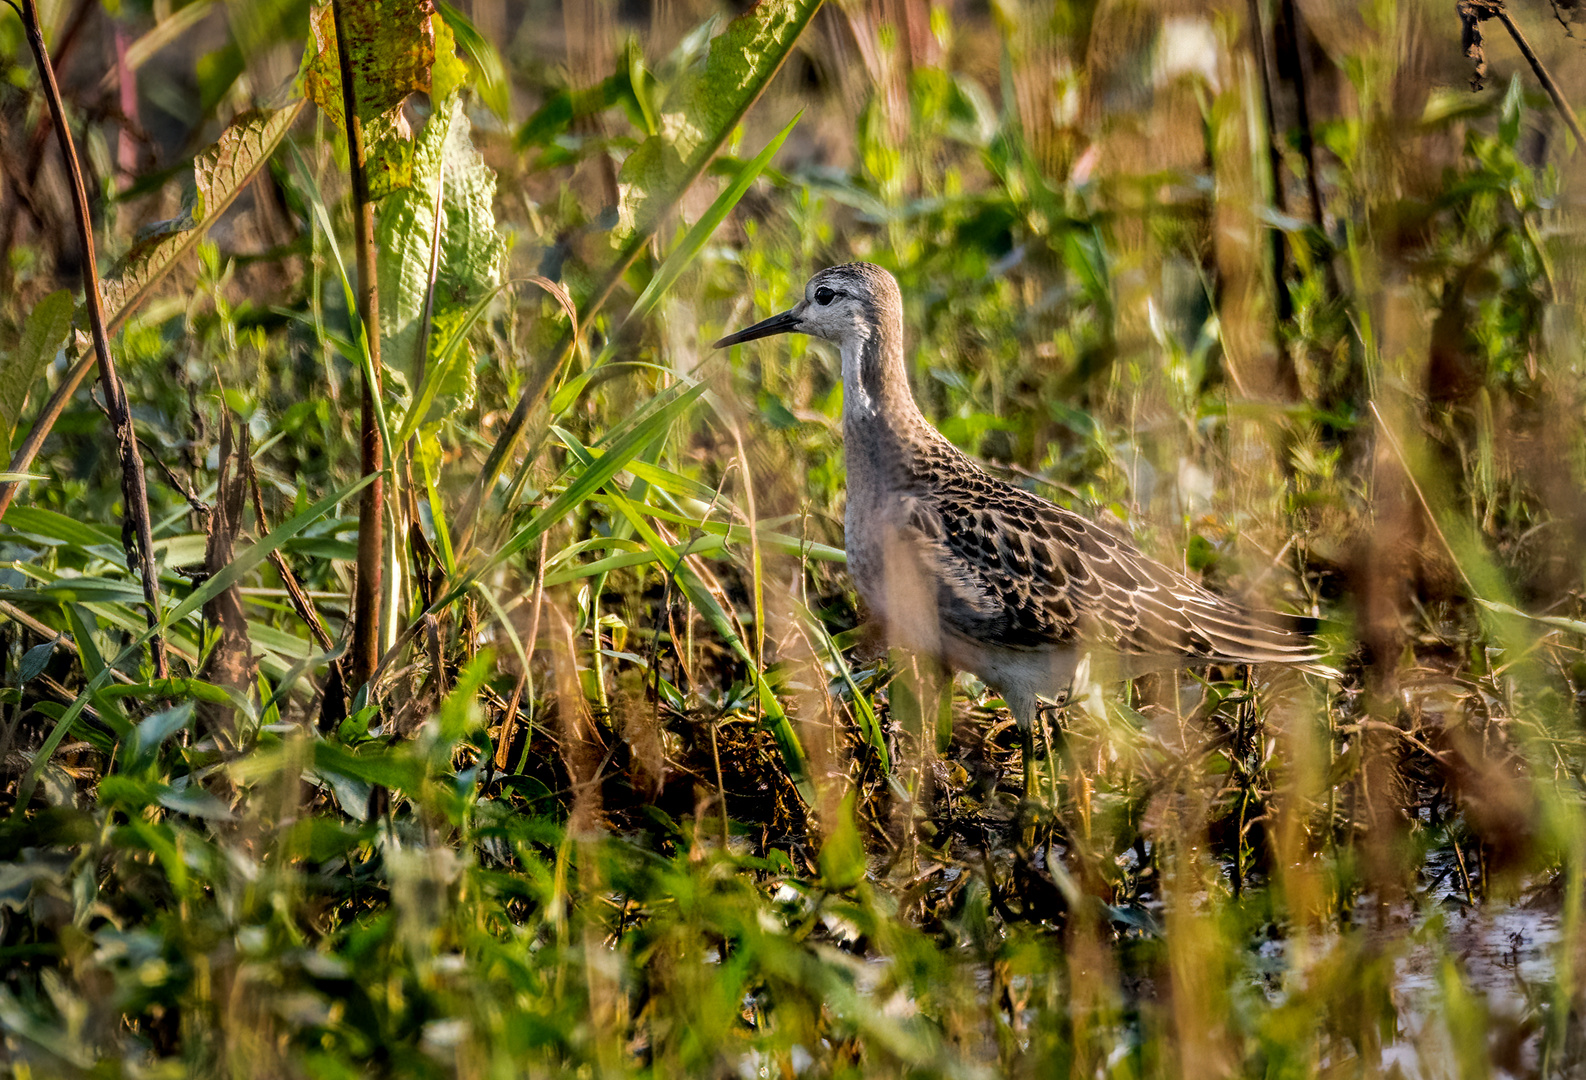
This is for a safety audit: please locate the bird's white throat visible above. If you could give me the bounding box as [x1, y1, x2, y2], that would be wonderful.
[839, 335, 877, 419]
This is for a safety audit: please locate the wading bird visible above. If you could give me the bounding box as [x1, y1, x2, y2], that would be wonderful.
[715, 262, 1330, 792]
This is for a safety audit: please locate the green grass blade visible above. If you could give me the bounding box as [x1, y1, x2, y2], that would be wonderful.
[624, 111, 801, 327]
[393, 282, 512, 447]
[15, 472, 377, 806]
[797, 602, 888, 774]
[287, 145, 395, 462]
[432, 380, 708, 611]
[557, 429, 816, 806]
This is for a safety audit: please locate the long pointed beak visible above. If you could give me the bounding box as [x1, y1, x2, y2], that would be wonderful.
[713, 308, 801, 349]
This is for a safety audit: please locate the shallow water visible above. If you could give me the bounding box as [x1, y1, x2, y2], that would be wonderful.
[1383, 891, 1562, 1078]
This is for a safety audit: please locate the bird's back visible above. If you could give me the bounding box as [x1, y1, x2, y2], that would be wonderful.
[848, 429, 1325, 685]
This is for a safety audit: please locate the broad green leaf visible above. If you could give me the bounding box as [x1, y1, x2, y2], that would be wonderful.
[313, 740, 428, 797]
[0, 290, 72, 438]
[63, 603, 129, 734]
[99, 102, 305, 327]
[63, 605, 105, 681]
[130, 702, 195, 769]
[97, 775, 159, 812]
[1476, 598, 1586, 637]
[117, 821, 191, 896]
[0, 578, 145, 605]
[515, 80, 621, 151]
[249, 623, 317, 663]
[615, 0, 822, 240]
[17, 642, 53, 685]
[515, 39, 655, 153]
[157, 785, 235, 821]
[377, 91, 503, 389]
[150, 534, 210, 570]
[0, 505, 122, 554]
[302, 0, 468, 199]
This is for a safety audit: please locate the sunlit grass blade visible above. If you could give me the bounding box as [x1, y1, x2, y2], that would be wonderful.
[542, 532, 728, 586]
[624, 110, 801, 328]
[392, 281, 513, 448]
[797, 602, 888, 773]
[436, 0, 510, 121]
[286, 144, 395, 461]
[556, 428, 816, 806]
[433, 379, 709, 611]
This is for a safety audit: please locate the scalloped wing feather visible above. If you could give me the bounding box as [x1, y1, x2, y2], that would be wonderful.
[898, 466, 1325, 669]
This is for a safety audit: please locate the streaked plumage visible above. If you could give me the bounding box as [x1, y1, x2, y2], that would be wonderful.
[717, 262, 1329, 787]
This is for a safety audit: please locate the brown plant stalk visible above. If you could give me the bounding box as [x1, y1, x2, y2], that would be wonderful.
[330, 0, 385, 694]
[5, 0, 168, 677]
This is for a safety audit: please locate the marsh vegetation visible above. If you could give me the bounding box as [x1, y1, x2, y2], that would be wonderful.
[2, 0, 1586, 1075]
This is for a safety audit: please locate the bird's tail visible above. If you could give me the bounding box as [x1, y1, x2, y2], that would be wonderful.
[1190, 605, 1343, 680]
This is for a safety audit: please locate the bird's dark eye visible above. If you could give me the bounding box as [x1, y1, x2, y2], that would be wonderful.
[814, 285, 836, 306]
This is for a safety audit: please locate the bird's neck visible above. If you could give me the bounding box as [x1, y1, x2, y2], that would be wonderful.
[840, 322, 937, 460]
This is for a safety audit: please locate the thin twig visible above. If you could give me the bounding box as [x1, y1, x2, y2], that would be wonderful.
[0, 599, 135, 685]
[8, 0, 168, 678]
[492, 530, 550, 775]
[1461, 0, 1586, 144]
[1493, 5, 1586, 145]
[86, 387, 208, 517]
[1246, 0, 1300, 397]
[0, 0, 94, 296]
[245, 456, 337, 653]
[1276, 0, 1328, 235]
[1, 94, 307, 521]
[489, 668, 529, 780]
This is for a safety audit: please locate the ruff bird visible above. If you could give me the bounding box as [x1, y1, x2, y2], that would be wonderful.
[716, 262, 1330, 792]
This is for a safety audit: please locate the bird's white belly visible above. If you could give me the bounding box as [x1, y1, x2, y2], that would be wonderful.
[942, 633, 1080, 704]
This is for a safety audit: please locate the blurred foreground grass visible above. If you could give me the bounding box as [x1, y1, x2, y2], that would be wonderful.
[3, 0, 1586, 1075]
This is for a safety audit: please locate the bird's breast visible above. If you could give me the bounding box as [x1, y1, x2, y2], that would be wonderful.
[842, 490, 888, 615]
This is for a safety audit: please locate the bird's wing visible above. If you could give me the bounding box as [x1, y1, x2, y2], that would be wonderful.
[894, 488, 1075, 651]
[899, 474, 1322, 665]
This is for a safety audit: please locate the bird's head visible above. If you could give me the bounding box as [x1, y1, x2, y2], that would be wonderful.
[713, 263, 900, 351]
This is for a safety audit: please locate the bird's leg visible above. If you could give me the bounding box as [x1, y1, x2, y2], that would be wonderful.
[1007, 695, 1040, 851]
[1005, 690, 1040, 798]
[1001, 690, 1051, 848]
